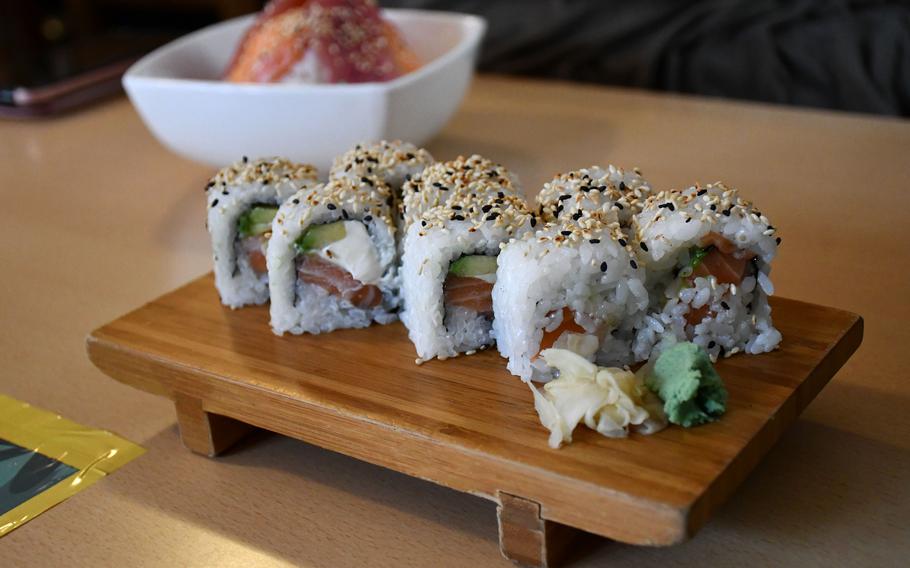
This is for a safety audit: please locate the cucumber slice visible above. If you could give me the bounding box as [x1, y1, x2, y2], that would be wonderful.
[449, 254, 497, 277]
[237, 205, 278, 237]
[295, 221, 347, 253]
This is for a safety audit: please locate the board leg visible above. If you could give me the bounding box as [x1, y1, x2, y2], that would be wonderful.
[174, 394, 252, 457]
[497, 492, 580, 568]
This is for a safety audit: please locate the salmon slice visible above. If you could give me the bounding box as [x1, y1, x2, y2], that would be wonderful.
[685, 304, 712, 327]
[535, 308, 586, 358]
[225, 0, 418, 83]
[241, 235, 269, 275]
[692, 233, 755, 285]
[298, 253, 382, 308]
[686, 232, 754, 324]
[444, 276, 494, 314]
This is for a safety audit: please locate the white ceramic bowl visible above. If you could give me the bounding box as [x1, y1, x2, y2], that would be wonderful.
[123, 9, 485, 170]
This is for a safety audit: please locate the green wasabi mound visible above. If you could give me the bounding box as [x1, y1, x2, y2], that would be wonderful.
[643, 342, 727, 427]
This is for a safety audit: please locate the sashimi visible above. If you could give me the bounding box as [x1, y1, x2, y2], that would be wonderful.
[225, 0, 419, 84]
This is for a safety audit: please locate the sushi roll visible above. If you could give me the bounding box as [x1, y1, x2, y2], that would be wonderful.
[631, 182, 782, 361]
[494, 171, 650, 382]
[206, 157, 319, 309]
[536, 165, 652, 227]
[329, 140, 434, 196]
[267, 175, 399, 335]
[400, 171, 533, 361]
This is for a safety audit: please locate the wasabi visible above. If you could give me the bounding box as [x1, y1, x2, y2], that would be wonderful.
[643, 342, 727, 427]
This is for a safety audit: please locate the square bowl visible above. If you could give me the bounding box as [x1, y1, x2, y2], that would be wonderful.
[123, 9, 486, 171]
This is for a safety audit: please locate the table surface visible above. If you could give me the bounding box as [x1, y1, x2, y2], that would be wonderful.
[2, 75, 908, 567]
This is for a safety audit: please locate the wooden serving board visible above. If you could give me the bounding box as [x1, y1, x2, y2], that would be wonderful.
[87, 274, 862, 567]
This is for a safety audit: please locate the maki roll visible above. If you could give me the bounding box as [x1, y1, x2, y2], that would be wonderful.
[399, 157, 532, 361]
[631, 182, 782, 361]
[329, 140, 434, 196]
[207, 157, 319, 308]
[494, 169, 650, 382]
[267, 176, 399, 335]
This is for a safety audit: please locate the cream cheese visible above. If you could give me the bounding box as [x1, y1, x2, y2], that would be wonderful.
[317, 221, 382, 284]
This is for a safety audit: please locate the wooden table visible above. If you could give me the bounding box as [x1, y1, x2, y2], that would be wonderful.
[1, 76, 908, 566]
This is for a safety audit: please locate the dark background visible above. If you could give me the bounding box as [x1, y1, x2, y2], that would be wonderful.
[2, 0, 908, 116]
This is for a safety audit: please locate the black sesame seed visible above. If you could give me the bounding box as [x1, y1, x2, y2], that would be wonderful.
[630, 259, 638, 269]
[619, 181, 627, 191]
[710, 204, 717, 211]
[364, 215, 373, 222]
[697, 189, 708, 196]
[776, 237, 782, 245]
[453, 214, 465, 221]
[580, 185, 591, 192]
[497, 191, 505, 199]
[327, 203, 337, 210]
[355, 157, 364, 164]
[292, 198, 300, 204]
[211, 199, 218, 207]
[360, 177, 373, 186]
[572, 211, 583, 221]
[481, 204, 493, 213]
[367, 156, 379, 163]
[722, 209, 731, 217]
[530, 217, 537, 227]
[206, 181, 215, 188]
[640, 242, 649, 251]
[486, 212, 500, 221]
[618, 238, 627, 247]
[558, 194, 571, 201]
[616, 203, 624, 210]
[685, 217, 693, 223]
[708, 340, 716, 348]
[555, 205, 563, 216]
[433, 182, 443, 188]
[451, 205, 462, 210]
[242, 156, 248, 163]
[421, 220, 427, 227]
[600, 261, 608, 272]
[405, 152, 415, 160]
[222, 190, 228, 195]
[721, 301, 730, 310]
[590, 238, 601, 244]
[561, 230, 572, 236]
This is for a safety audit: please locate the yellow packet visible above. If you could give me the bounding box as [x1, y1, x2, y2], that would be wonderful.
[0, 394, 144, 536]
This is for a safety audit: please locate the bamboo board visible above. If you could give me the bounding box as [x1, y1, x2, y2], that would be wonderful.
[86, 274, 862, 563]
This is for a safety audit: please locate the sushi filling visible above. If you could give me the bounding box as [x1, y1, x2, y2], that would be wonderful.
[678, 233, 757, 326]
[634, 232, 779, 362]
[236, 204, 279, 276]
[443, 254, 497, 350]
[295, 220, 383, 309]
[537, 308, 599, 359]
